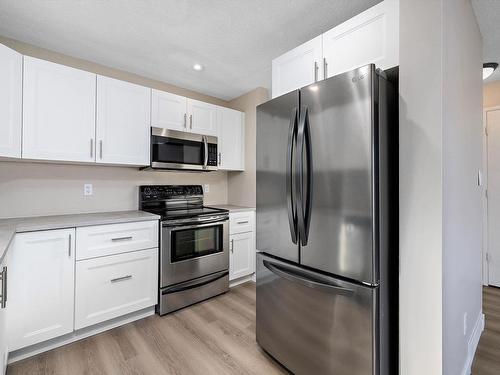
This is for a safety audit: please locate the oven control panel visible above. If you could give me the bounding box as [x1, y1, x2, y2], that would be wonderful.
[140, 185, 204, 201]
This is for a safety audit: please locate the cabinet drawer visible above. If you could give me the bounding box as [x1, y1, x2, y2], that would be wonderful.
[229, 211, 254, 235]
[75, 248, 158, 329]
[76, 220, 158, 260]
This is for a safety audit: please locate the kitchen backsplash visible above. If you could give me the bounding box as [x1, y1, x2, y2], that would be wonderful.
[0, 161, 228, 218]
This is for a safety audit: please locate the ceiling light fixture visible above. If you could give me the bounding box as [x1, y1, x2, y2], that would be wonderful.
[193, 63, 204, 71]
[483, 62, 498, 80]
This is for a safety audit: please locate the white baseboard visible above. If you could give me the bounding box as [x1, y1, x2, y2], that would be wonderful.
[461, 312, 485, 375]
[229, 273, 255, 288]
[8, 306, 155, 364]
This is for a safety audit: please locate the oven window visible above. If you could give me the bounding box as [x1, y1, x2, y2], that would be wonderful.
[171, 225, 223, 262]
[152, 136, 204, 165]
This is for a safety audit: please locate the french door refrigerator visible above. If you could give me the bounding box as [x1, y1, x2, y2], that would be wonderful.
[256, 64, 398, 375]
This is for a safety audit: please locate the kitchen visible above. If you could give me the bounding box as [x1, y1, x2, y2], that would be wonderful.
[0, 1, 489, 374]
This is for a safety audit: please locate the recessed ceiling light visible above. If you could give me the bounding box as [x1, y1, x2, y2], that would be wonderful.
[193, 63, 203, 71]
[483, 62, 498, 80]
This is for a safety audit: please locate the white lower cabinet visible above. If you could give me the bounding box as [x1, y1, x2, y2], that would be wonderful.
[75, 248, 158, 329]
[229, 232, 255, 281]
[0, 253, 8, 374]
[229, 211, 256, 281]
[7, 229, 75, 351]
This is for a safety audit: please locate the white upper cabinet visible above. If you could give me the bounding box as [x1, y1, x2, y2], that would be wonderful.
[272, 35, 323, 98]
[96, 76, 151, 166]
[22, 57, 96, 162]
[187, 99, 218, 136]
[8, 229, 75, 351]
[151, 89, 187, 132]
[151, 91, 217, 136]
[217, 106, 245, 170]
[0, 44, 22, 158]
[322, 0, 399, 79]
[271, 0, 399, 98]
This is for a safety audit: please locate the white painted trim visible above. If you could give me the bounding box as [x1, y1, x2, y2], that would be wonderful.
[7, 306, 155, 364]
[229, 273, 255, 288]
[461, 312, 485, 375]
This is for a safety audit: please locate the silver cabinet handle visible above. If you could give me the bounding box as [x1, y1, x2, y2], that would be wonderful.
[237, 220, 249, 224]
[323, 58, 328, 79]
[189, 114, 193, 129]
[231, 239, 234, 253]
[0, 266, 7, 309]
[99, 140, 103, 159]
[68, 234, 72, 257]
[111, 275, 132, 283]
[184, 113, 187, 128]
[111, 236, 133, 242]
[314, 61, 319, 82]
[218, 152, 221, 165]
[90, 139, 94, 158]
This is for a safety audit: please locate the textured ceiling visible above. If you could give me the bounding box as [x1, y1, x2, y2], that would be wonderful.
[472, 0, 500, 82]
[0, 0, 380, 100]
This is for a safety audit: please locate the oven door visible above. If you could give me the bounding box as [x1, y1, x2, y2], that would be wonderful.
[151, 127, 217, 171]
[161, 219, 229, 287]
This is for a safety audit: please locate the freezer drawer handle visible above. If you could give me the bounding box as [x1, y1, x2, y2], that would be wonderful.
[263, 260, 353, 296]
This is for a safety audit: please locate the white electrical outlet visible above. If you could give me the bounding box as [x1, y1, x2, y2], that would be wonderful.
[463, 312, 468, 335]
[84, 184, 93, 196]
[204, 184, 210, 193]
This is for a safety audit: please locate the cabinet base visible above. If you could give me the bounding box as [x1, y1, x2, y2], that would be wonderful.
[8, 306, 155, 364]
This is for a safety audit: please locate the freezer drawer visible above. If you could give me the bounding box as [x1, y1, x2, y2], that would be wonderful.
[256, 253, 378, 375]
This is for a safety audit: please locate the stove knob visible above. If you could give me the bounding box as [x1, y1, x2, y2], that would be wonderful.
[144, 187, 151, 196]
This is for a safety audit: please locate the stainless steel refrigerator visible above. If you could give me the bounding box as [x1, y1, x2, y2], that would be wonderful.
[256, 64, 398, 375]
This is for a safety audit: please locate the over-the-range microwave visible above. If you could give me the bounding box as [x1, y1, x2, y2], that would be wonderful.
[143, 127, 218, 171]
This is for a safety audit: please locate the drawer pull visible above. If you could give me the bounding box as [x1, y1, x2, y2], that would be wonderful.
[111, 236, 133, 242]
[236, 220, 249, 224]
[111, 275, 133, 283]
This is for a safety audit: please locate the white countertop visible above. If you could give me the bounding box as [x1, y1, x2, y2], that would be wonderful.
[0, 210, 160, 263]
[209, 204, 255, 213]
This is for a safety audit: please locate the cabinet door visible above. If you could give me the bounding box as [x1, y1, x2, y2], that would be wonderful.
[272, 35, 323, 98]
[217, 107, 245, 170]
[96, 76, 151, 165]
[0, 44, 22, 158]
[322, 0, 399, 78]
[22, 57, 96, 162]
[187, 99, 217, 136]
[0, 254, 8, 374]
[75, 248, 158, 329]
[151, 89, 187, 131]
[8, 229, 75, 351]
[229, 232, 255, 281]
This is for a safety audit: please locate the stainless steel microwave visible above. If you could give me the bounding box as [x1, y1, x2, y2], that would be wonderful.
[145, 127, 218, 171]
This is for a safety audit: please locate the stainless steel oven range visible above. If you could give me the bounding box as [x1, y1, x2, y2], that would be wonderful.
[139, 185, 229, 315]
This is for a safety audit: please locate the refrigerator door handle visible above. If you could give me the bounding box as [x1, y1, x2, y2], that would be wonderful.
[296, 106, 313, 246]
[287, 107, 298, 244]
[263, 260, 353, 296]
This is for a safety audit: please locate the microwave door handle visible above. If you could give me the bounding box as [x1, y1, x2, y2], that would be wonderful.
[203, 136, 208, 168]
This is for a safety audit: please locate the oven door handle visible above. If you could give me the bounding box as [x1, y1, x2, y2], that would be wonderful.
[163, 219, 227, 230]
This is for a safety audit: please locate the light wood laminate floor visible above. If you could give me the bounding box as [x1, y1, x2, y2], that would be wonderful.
[472, 286, 500, 374]
[7, 282, 288, 375]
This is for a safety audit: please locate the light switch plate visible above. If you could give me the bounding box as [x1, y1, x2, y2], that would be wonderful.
[84, 184, 93, 196]
[204, 184, 210, 193]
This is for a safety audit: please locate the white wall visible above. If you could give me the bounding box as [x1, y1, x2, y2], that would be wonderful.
[399, 0, 444, 373]
[399, 1, 484, 374]
[442, 0, 483, 374]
